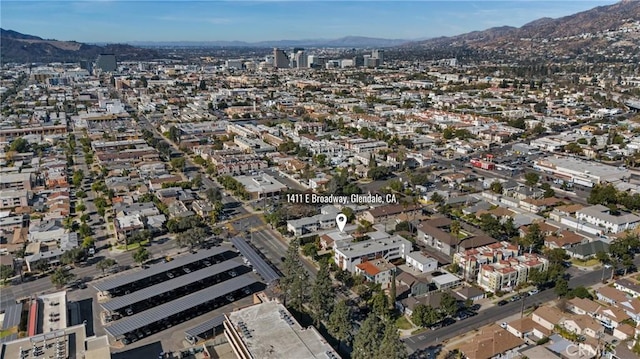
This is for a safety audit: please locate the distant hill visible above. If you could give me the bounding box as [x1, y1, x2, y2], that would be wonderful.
[129, 36, 410, 48]
[406, 0, 640, 55]
[1, 29, 160, 64]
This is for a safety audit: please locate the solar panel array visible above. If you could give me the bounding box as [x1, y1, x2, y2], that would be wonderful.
[184, 315, 225, 339]
[0, 303, 21, 343]
[230, 237, 280, 283]
[93, 247, 228, 292]
[104, 273, 258, 337]
[101, 259, 243, 312]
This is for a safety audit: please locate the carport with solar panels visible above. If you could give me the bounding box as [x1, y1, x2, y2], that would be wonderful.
[93, 246, 264, 344]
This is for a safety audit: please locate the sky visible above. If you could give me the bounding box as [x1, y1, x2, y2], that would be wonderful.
[1, 0, 619, 43]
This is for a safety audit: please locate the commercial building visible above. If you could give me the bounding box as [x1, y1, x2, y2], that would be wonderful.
[273, 48, 289, 69]
[0, 291, 111, 359]
[224, 299, 339, 359]
[334, 235, 411, 272]
[533, 156, 630, 187]
[234, 174, 287, 200]
[95, 54, 117, 72]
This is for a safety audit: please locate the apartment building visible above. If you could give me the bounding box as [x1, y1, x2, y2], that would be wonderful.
[0, 189, 29, 209]
[287, 206, 339, 236]
[0, 172, 34, 191]
[453, 241, 520, 282]
[476, 253, 549, 293]
[575, 204, 640, 234]
[334, 235, 411, 272]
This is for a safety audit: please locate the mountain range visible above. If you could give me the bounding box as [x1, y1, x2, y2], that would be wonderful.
[0, 29, 160, 64]
[409, 0, 640, 54]
[127, 36, 413, 48]
[1, 0, 639, 63]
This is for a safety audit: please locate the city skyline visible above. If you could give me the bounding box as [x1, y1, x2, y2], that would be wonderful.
[2, 0, 618, 43]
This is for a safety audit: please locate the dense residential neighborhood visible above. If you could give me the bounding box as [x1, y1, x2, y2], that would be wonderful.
[1, 1, 640, 359]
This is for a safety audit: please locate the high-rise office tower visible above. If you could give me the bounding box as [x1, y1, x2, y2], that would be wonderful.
[95, 54, 117, 72]
[371, 49, 384, 64]
[294, 51, 307, 69]
[353, 55, 364, 68]
[273, 48, 290, 69]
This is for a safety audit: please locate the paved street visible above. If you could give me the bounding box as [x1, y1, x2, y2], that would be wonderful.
[404, 260, 632, 353]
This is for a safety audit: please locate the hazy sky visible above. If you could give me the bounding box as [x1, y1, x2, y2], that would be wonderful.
[1, 1, 618, 43]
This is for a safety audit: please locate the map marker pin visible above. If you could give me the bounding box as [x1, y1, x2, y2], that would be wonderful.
[336, 213, 347, 232]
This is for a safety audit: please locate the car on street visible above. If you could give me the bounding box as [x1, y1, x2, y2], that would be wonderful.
[528, 289, 539, 296]
[500, 322, 508, 329]
[497, 300, 509, 306]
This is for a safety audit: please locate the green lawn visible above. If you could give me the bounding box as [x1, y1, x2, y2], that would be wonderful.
[396, 316, 414, 330]
[116, 240, 149, 251]
[571, 258, 600, 267]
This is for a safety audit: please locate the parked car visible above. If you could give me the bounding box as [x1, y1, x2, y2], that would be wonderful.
[528, 289, 539, 296]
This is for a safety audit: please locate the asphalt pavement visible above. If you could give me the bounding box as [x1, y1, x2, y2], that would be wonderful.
[404, 263, 622, 353]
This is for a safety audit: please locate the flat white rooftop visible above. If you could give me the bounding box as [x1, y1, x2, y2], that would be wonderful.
[227, 301, 338, 359]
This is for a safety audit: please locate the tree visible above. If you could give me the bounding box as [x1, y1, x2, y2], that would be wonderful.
[75, 202, 87, 213]
[178, 227, 208, 249]
[280, 239, 309, 312]
[328, 300, 352, 348]
[555, 278, 570, 297]
[353, 313, 385, 359]
[570, 286, 593, 299]
[96, 258, 117, 274]
[371, 292, 389, 318]
[595, 251, 611, 266]
[191, 174, 203, 188]
[81, 236, 95, 249]
[60, 247, 85, 264]
[0, 264, 14, 284]
[430, 192, 444, 205]
[78, 222, 92, 237]
[524, 172, 539, 187]
[9, 138, 30, 153]
[490, 181, 503, 194]
[132, 247, 150, 266]
[33, 260, 49, 273]
[206, 188, 223, 203]
[521, 223, 544, 253]
[310, 261, 335, 326]
[528, 267, 549, 288]
[411, 304, 442, 327]
[377, 321, 408, 359]
[51, 267, 75, 288]
[450, 220, 461, 240]
[439, 292, 458, 317]
[170, 157, 186, 171]
[540, 183, 555, 198]
[590, 137, 598, 146]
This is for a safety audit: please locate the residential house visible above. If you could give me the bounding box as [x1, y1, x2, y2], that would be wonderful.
[359, 203, 422, 224]
[532, 306, 564, 331]
[505, 317, 550, 340]
[457, 324, 525, 359]
[355, 259, 396, 289]
[405, 251, 438, 273]
[454, 286, 486, 302]
[566, 240, 609, 260]
[562, 314, 601, 339]
[192, 200, 214, 219]
[395, 271, 431, 298]
[596, 286, 640, 322]
[614, 279, 640, 298]
[544, 230, 588, 250]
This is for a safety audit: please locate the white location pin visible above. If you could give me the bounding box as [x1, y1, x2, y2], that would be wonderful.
[336, 214, 347, 232]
